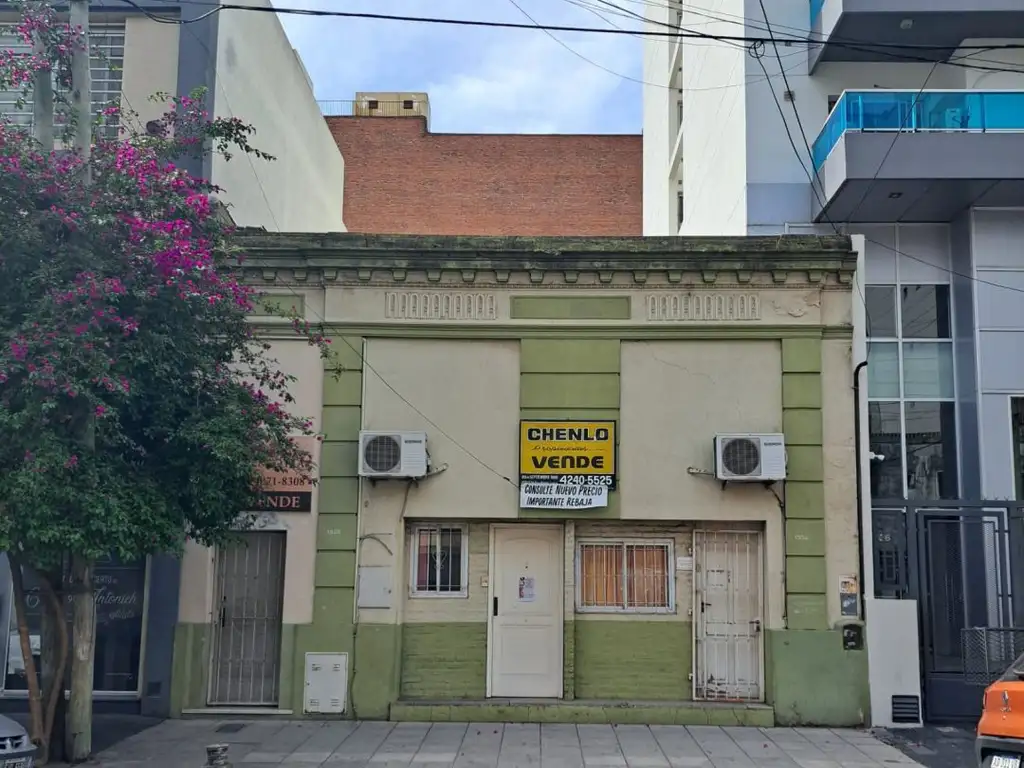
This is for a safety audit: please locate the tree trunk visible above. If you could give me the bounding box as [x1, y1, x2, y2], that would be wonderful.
[67, 555, 94, 763]
[9, 557, 44, 749]
[40, 568, 69, 764]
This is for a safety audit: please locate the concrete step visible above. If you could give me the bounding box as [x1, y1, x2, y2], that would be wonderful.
[390, 699, 775, 726]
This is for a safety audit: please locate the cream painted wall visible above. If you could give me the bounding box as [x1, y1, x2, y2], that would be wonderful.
[211, 0, 345, 232]
[362, 339, 521, 519]
[120, 18, 179, 131]
[177, 339, 324, 625]
[357, 339, 521, 625]
[822, 338, 860, 626]
[619, 340, 785, 628]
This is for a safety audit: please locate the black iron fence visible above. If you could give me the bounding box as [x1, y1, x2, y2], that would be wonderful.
[871, 499, 1024, 721]
[962, 626, 1024, 686]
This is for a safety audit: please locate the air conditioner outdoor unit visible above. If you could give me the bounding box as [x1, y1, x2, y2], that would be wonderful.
[358, 430, 429, 479]
[714, 433, 786, 482]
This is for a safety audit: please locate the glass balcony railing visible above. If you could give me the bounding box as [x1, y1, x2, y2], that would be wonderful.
[811, 90, 1024, 171]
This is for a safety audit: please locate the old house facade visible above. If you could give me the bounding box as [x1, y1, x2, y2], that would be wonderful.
[170, 233, 868, 726]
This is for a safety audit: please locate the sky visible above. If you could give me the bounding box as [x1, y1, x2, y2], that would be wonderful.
[277, 0, 646, 134]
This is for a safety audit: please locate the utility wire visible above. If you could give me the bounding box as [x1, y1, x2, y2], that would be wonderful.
[843, 60, 942, 224]
[749, 32, 1024, 301]
[111, 0, 1024, 64]
[505, 0, 802, 91]
[264, 286, 522, 490]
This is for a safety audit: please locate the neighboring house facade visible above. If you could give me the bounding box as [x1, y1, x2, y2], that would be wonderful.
[0, 0, 345, 718]
[169, 231, 869, 727]
[642, 0, 1024, 727]
[324, 92, 642, 236]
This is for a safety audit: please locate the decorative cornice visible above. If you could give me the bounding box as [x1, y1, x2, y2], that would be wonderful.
[248, 322, 847, 340]
[244, 267, 854, 290]
[234, 231, 858, 288]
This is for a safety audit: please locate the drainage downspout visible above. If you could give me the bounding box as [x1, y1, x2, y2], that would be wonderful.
[853, 359, 869, 609]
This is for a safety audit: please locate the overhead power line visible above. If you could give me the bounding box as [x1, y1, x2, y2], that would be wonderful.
[115, 0, 1024, 61]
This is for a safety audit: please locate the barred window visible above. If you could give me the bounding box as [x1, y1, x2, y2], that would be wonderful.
[577, 540, 673, 613]
[409, 524, 467, 597]
[0, 22, 125, 139]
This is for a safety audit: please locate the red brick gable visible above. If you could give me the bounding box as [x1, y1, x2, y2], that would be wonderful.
[328, 116, 642, 236]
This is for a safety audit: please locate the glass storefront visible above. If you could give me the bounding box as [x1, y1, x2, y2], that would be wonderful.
[0, 554, 148, 695]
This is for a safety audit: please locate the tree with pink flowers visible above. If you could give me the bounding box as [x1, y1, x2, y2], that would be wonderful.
[0, 3, 327, 761]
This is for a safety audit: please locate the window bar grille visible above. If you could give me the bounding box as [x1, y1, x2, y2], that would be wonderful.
[0, 23, 125, 139]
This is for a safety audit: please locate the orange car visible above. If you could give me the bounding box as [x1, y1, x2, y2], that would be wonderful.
[978, 656, 1024, 767]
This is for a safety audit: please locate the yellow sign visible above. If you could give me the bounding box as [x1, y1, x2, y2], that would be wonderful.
[519, 420, 616, 489]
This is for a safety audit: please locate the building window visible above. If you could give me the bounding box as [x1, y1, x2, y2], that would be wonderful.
[866, 282, 958, 499]
[676, 192, 684, 229]
[576, 540, 674, 613]
[1, 554, 147, 694]
[409, 524, 468, 597]
[1013, 399, 1024, 500]
[0, 23, 125, 140]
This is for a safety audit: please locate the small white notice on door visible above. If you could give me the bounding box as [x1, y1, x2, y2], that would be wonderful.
[518, 576, 535, 602]
[519, 482, 608, 509]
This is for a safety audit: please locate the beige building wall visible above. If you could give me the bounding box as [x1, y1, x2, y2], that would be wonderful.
[177, 338, 324, 625]
[211, 0, 345, 232]
[619, 340, 786, 629]
[120, 17, 179, 130]
[358, 339, 521, 627]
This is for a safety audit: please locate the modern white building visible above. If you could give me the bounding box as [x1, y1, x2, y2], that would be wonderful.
[644, 0, 1024, 728]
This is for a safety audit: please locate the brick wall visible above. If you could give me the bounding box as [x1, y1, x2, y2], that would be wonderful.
[327, 116, 642, 236]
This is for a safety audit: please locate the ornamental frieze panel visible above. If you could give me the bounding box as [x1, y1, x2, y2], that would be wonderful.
[646, 293, 762, 322]
[384, 291, 498, 321]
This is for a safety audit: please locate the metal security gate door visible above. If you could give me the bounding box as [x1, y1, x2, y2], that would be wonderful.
[693, 530, 764, 702]
[208, 531, 286, 706]
[872, 500, 1020, 723]
[917, 511, 1011, 722]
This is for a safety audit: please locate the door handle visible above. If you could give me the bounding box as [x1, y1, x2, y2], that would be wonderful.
[219, 597, 227, 627]
[750, 619, 762, 633]
[493, 597, 498, 617]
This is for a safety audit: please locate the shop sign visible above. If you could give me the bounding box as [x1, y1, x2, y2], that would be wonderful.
[257, 436, 318, 512]
[519, 481, 609, 510]
[519, 420, 617, 489]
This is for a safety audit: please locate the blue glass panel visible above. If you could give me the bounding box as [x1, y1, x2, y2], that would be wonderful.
[811, 90, 1024, 171]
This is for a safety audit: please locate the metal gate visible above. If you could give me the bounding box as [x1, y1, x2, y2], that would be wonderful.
[872, 500, 1023, 722]
[208, 531, 286, 706]
[693, 529, 764, 702]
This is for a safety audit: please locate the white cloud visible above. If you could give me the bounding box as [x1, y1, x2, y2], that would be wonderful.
[276, 0, 643, 133]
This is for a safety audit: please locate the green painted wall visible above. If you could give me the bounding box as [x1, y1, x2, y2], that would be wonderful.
[519, 338, 621, 514]
[169, 622, 209, 714]
[575, 621, 692, 700]
[401, 623, 488, 700]
[780, 338, 828, 631]
[282, 336, 364, 715]
[766, 629, 868, 726]
[511, 296, 631, 321]
[353, 624, 402, 719]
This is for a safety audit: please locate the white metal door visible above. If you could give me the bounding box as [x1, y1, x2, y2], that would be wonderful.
[693, 529, 764, 702]
[488, 525, 563, 697]
[208, 531, 286, 706]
